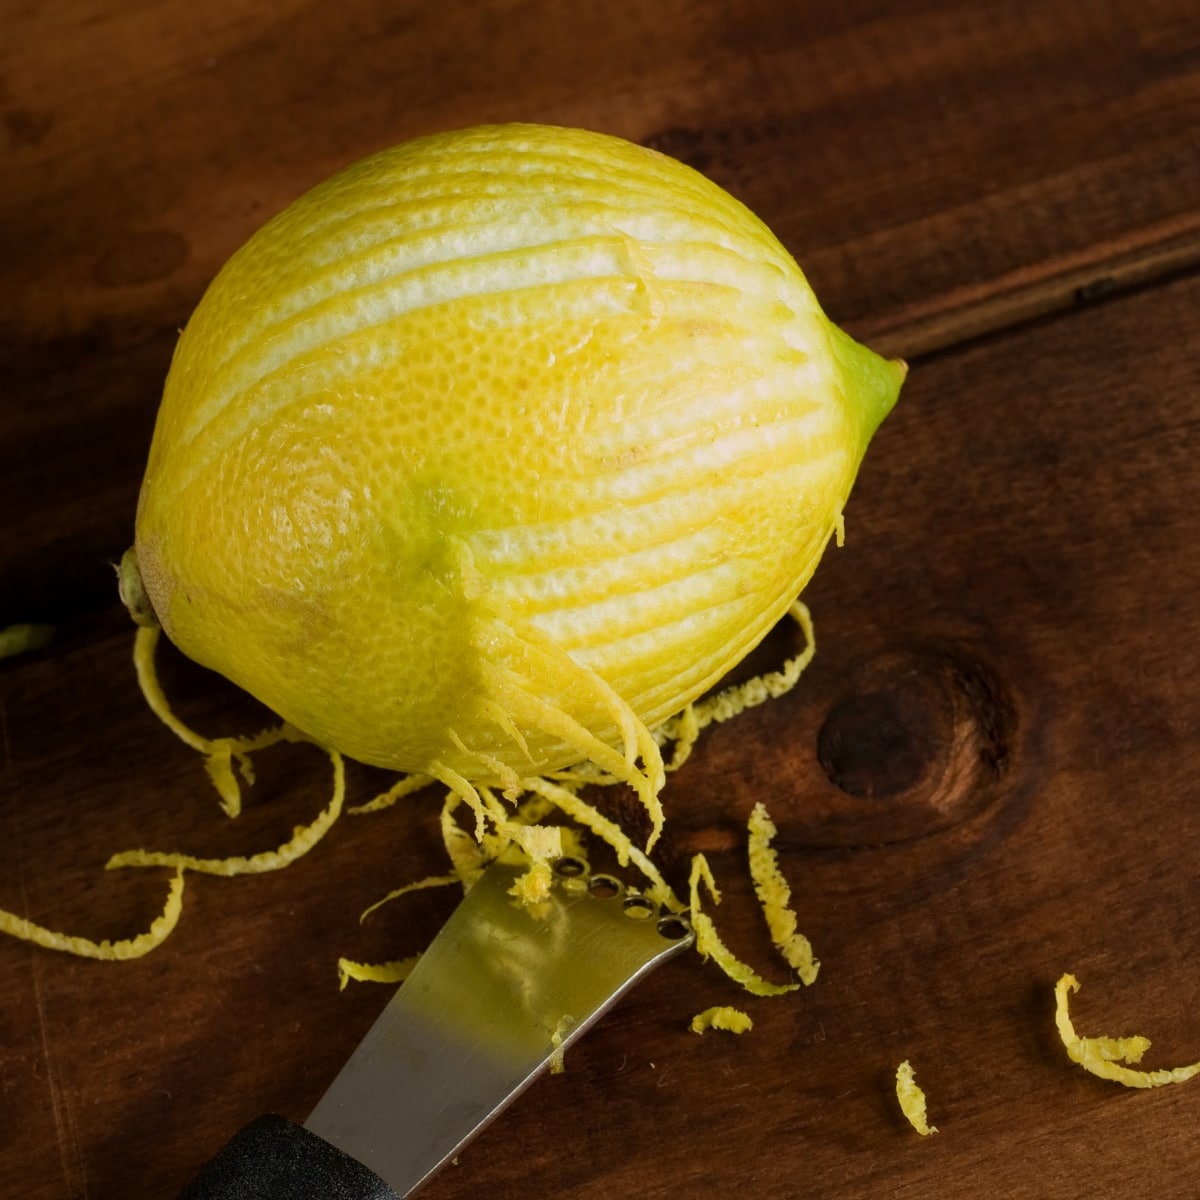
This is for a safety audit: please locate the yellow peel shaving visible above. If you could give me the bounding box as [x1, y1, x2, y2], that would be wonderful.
[522, 776, 678, 908]
[337, 955, 421, 990]
[1054, 974, 1200, 1088]
[0, 623, 54, 660]
[896, 1060, 938, 1135]
[660, 602, 815, 748]
[0, 869, 184, 960]
[358, 874, 460, 923]
[549, 1014, 577, 1075]
[438, 793, 491, 890]
[106, 745, 346, 876]
[133, 625, 303, 818]
[747, 802, 819, 986]
[690, 1006, 753, 1034]
[688, 854, 799, 997]
[349, 773, 435, 815]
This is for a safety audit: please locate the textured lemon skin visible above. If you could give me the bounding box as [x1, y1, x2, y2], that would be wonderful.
[135, 124, 901, 782]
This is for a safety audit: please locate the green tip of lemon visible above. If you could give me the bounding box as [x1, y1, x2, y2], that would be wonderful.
[825, 319, 906, 440]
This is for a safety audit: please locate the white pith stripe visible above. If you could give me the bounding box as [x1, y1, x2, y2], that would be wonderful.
[177, 233, 799, 456]
[248, 140, 773, 266]
[178, 247, 730, 449]
[198, 199, 784, 382]
[469, 409, 843, 564]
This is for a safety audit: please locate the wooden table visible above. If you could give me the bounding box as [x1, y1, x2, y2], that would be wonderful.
[4, 2, 1200, 1197]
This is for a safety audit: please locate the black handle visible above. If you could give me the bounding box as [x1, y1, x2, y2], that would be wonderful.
[178, 1114, 401, 1199]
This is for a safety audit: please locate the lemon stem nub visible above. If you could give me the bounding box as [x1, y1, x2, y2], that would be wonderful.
[118, 547, 159, 628]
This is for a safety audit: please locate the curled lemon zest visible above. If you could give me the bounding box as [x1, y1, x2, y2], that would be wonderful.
[482, 654, 665, 852]
[337, 955, 421, 990]
[359, 874, 461, 923]
[688, 854, 798, 997]
[1054, 974, 1200, 1088]
[896, 1060, 938, 1135]
[504, 823, 565, 904]
[0, 869, 184, 960]
[349, 773, 434, 815]
[133, 625, 301, 817]
[663, 703, 700, 774]
[549, 1014, 577, 1075]
[693, 601, 815, 731]
[522, 776, 677, 908]
[0, 623, 54, 660]
[429, 757, 491, 841]
[690, 1006, 753, 1034]
[107, 746, 345, 876]
[747, 802, 819, 986]
[440, 793, 491, 890]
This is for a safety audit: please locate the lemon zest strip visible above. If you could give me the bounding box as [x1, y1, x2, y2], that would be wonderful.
[747, 801, 819, 985]
[694, 601, 815, 732]
[106, 746, 346, 876]
[896, 1060, 938, 1135]
[440, 792, 491, 890]
[690, 1006, 753, 1034]
[0, 869, 185, 960]
[548, 1014, 577, 1075]
[1054, 974, 1200, 1088]
[358, 874, 461, 923]
[688, 854, 798, 997]
[522, 776, 677, 908]
[483, 657, 665, 852]
[337, 955, 421, 990]
[133, 625, 301, 817]
[349, 773, 433, 815]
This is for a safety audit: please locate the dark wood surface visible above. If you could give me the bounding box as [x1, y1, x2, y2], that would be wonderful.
[3, 2, 1200, 1197]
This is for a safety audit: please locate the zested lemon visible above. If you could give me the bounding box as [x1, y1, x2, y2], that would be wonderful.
[129, 123, 903, 805]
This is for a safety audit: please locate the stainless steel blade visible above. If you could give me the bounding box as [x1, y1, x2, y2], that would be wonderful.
[304, 852, 693, 1196]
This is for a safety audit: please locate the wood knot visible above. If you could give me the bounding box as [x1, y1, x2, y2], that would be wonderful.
[818, 688, 938, 799]
[808, 645, 1016, 846]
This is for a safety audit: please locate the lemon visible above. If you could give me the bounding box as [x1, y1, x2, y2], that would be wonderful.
[129, 123, 902, 801]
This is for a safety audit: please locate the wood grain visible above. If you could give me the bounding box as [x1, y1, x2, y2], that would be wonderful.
[4, 0, 1200, 628]
[3, 267, 1199, 1200]
[3, 2, 1200, 1197]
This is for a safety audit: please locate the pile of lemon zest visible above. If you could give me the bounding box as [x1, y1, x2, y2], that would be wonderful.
[896, 1061, 938, 1135]
[106, 747, 345, 876]
[0, 869, 184, 960]
[448, 728, 524, 800]
[484, 660, 665, 853]
[440, 793, 490, 890]
[548, 1014, 577, 1075]
[690, 1006, 753, 1034]
[0, 623, 54, 660]
[132, 626, 303, 818]
[505, 824, 565, 904]
[523, 776, 678, 909]
[508, 860, 553, 905]
[747, 802, 819, 985]
[1054, 974, 1200, 1088]
[358, 874, 460, 923]
[428, 759, 489, 840]
[688, 853, 798, 997]
[337, 955, 420, 991]
[349, 773, 433, 815]
[662, 703, 700, 774]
